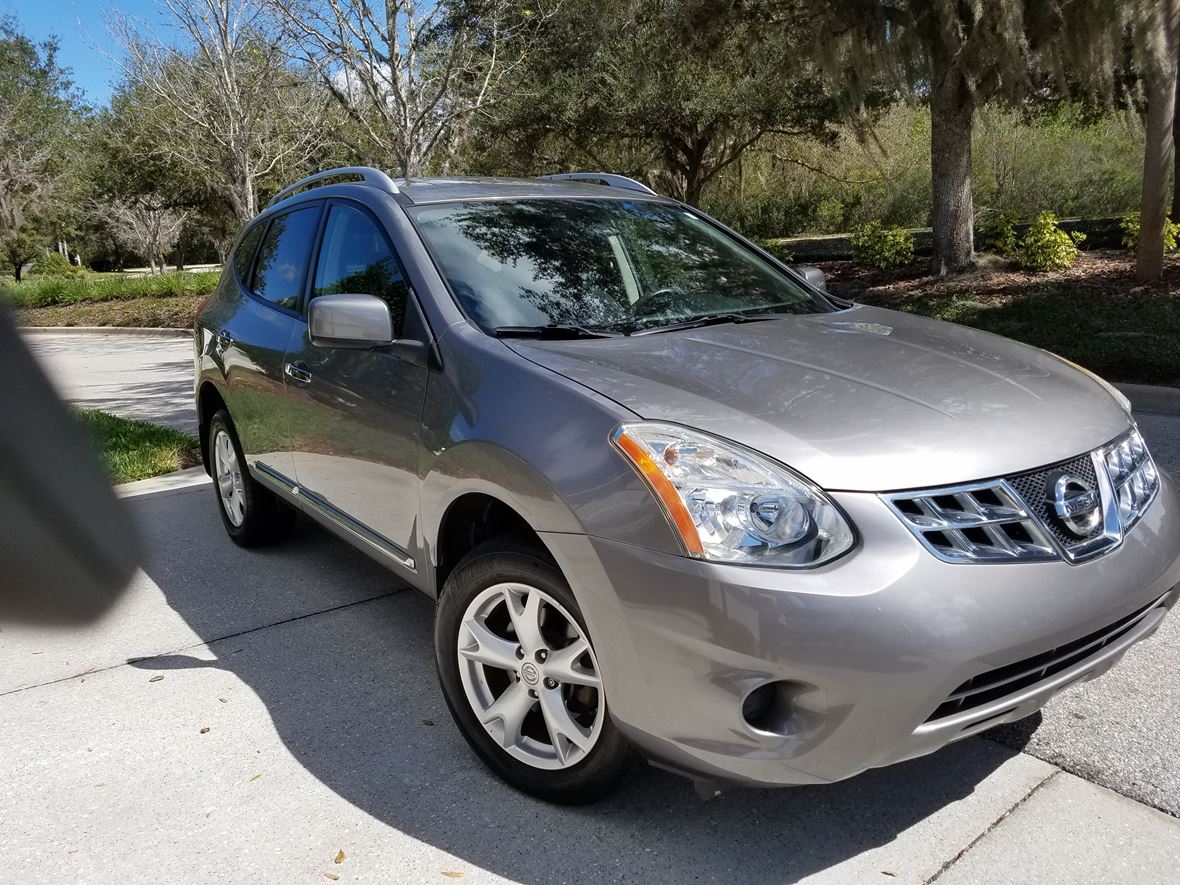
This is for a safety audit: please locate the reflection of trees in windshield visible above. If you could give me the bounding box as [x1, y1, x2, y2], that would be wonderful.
[414, 199, 821, 331]
[446, 201, 630, 327]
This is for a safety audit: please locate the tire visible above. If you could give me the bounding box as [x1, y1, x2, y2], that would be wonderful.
[435, 538, 632, 803]
[208, 409, 295, 547]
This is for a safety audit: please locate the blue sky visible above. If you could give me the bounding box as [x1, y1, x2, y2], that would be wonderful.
[2, 0, 166, 106]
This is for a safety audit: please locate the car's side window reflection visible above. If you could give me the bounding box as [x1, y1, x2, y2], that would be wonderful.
[313, 204, 409, 337]
[232, 223, 264, 286]
[251, 205, 321, 311]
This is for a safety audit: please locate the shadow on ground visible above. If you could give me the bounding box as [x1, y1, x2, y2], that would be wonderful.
[126, 483, 1027, 883]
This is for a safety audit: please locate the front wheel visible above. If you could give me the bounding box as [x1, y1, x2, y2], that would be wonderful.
[435, 539, 631, 803]
[208, 409, 295, 547]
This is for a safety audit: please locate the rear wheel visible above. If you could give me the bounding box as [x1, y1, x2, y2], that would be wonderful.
[208, 409, 295, 547]
[435, 539, 631, 803]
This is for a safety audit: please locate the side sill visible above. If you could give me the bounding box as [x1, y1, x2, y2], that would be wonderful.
[253, 461, 417, 572]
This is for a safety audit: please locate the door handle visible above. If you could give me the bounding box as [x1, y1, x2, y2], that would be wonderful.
[284, 361, 313, 384]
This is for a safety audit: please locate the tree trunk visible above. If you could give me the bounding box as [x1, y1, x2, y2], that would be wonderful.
[1172, 60, 1180, 222]
[1139, 0, 1180, 283]
[929, 54, 976, 276]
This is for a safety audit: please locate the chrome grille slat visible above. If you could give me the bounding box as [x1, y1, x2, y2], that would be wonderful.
[883, 481, 1057, 564]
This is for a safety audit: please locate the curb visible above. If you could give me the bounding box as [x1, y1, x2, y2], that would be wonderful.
[19, 326, 193, 338]
[1117, 383, 1180, 417]
[116, 466, 210, 499]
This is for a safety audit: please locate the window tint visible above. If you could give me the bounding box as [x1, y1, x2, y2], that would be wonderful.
[232, 223, 264, 284]
[313, 204, 408, 336]
[408, 199, 824, 334]
[251, 205, 321, 311]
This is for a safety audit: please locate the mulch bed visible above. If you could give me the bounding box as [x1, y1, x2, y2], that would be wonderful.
[16, 294, 204, 330]
[816, 250, 1180, 307]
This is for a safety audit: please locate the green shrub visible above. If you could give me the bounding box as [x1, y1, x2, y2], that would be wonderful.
[850, 221, 915, 269]
[1119, 212, 1180, 252]
[978, 212, 1019, 256]
[814, 197, 846, 233]
[1017, 211, 1085, 271]
[756, 238, 795, 263]
[31, 251, 86, 278]
[0, 270, 222, 308]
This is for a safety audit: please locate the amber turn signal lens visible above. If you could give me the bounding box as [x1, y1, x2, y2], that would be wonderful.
[612, 430, 705, 556]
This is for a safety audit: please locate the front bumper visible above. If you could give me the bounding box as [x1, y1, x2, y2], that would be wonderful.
[541, 472, 1180, 788]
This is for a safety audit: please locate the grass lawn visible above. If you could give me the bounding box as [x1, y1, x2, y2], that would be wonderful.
[1, 270, 221, 308]
[75, 408, 202, 484]
[820, 250, 1180, 387]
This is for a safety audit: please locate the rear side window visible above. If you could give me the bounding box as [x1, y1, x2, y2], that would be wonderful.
[250, 205, 321, 311]
[232, 223, 264, 284]
[313, 204, 409, 336]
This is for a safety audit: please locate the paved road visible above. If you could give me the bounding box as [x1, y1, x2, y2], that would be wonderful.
[23, 331, 196, 435]
[3, 473, 1177, 884]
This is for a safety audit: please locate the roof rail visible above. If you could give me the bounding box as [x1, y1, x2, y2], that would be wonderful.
[266, 166, 399, 209]
[537, 172, 657, 195]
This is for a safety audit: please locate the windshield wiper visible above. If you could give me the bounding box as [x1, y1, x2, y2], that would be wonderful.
[493, 324, 624, 340]
[631, 312, 778, 336]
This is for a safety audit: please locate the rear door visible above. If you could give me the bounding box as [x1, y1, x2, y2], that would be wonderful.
[283, 200, 430, 570]
[217, 201, 323, 483]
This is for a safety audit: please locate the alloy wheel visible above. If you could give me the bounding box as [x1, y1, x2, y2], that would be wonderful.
[213, 428, 246, 527]
[457, 582, 605, 770]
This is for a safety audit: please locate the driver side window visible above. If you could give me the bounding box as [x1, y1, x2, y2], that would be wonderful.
[313, 204, 409, 337]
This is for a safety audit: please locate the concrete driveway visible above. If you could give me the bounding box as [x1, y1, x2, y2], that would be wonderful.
[23, 330, 196, 435]
[3, 475, 1179, 884]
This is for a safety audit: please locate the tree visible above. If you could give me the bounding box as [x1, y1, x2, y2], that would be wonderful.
[475, 0, 841, 206]
[807, 1, 1125, 275]
[1, 228, 41, 281]
[1135, 1, 1180, 282]
[106, 200, 191, 273]
[266, 0, 549, 177]
[0, 18, 83, 265]
[111, 0, 330, 222]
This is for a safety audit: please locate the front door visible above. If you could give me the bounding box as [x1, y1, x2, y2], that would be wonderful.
[283, 200, 430, 569]
[219, 203, 323, 482]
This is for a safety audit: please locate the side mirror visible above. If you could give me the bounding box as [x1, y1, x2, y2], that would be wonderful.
[308, 293, 394, 349]
[795, 265, 827, 292]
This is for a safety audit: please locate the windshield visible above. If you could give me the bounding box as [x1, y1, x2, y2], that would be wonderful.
[409, 198, 829, 334]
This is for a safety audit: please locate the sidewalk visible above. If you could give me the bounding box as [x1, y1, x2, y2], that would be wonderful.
[1, 472, 1178, 884]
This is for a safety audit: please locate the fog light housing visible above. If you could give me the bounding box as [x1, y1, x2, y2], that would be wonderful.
[742, 683, 777, 728]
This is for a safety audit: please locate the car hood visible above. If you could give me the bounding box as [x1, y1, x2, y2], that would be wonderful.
[504, 305, 1132, 491]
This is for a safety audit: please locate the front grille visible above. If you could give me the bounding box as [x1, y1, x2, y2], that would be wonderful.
[1006, 454, 1102, 550]
[883, 428, 1160, 564]
[883, 481, 1057, 563]
[924, 596, 1165, 722]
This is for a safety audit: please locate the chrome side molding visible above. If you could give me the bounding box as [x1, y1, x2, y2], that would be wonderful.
[253, 462, 416, 571]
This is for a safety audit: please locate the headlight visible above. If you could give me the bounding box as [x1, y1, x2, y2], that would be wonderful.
[611, 422, 854, 567]
[1099, 427, 1159, 530]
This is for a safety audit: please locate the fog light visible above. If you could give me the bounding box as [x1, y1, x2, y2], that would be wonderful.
[742, 683, 776, 728]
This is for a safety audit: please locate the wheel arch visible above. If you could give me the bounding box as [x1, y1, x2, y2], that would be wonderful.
[422, 440, 586, 596]
[196, 380, 228, 475]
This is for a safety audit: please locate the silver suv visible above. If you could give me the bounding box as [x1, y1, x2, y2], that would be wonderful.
[195, 167, 1180, 803]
